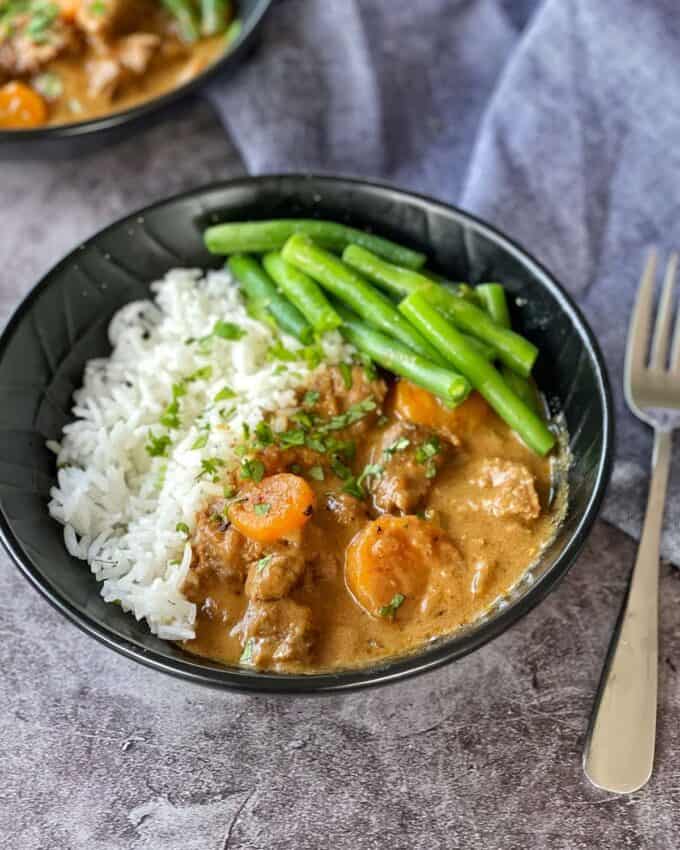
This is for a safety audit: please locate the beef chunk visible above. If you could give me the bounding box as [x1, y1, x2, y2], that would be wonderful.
[472, 458, 540, 521]
[85, 56, 122, 98]
[256, 444, 325, 477]
[239, 599, 316, 669]
[245, 540, 306, 601]
[368, 422, 453, 515]
[0, 16, 76, 76]
[307, 365, 387, 433]
[324, 492, 369, 528]
[184, 513, 248, 597]
[116, 32, 160, 74]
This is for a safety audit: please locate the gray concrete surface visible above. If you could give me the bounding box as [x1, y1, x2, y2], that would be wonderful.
[1, 100, 679, 849]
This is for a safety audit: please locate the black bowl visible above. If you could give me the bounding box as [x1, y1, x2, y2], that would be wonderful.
[0, 175, 614, 693]
[0, 0, 272, 155]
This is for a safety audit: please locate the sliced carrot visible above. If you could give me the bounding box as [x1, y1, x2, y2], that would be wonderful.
[229, 473, 316, 543]
[345, 515, 447, 619]
[0, 82, 48, 129]
[57, 0, 80, 21]
[391, 380, 490, 436]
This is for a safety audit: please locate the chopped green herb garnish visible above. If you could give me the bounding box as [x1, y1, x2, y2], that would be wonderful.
[160, 399, 181, 429]
[193, 320, 245, 351]
[291, 410, 314, 429]
[254, 421, 274, 447]
[214, 386, 236, 402]
[146, 431, 171, 458]
[357, 463, 384, 491]
[415, 436, 441, 463]
[279, 429, 306, 448]
[331, 457, 352, 480]
[240, 458, 265, 483]
[413, 436, 441, 480]
[223, 485, 236, 498]
[384, 437, 410, 456]
[253, 502, 271, 516]
[342, 477, 364, 499]
[186, 365, 212, 382]
[339, 362, 353, 390]
[327, 438, 355, 460]
[33, 71, 63, 100]
[308, 465, 325, 481]
[240, 638, 255, 665]
[176, 522, 190, 536]
[212, 320, 245, 341]
[267, 339, 298, 362]
[24, 1, 59, 43]
[379, 593, 405, 618]
[320, 398, 377, 433]
[191, 432, 209, 450]
[256, 554, 273, 573]
[302, 344, 324, 369]
[304, 434, 326, 453]
[196, 457, 225, 482]
[303, 390, 320, 406]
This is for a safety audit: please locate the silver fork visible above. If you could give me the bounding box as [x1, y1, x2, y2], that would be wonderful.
[583, 249, 679, 794]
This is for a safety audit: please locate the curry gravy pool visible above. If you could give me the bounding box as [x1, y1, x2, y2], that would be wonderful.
[181, 366, 566, 673]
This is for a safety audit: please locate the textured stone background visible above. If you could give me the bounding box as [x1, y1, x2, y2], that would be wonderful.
[1, 101, 679, 850]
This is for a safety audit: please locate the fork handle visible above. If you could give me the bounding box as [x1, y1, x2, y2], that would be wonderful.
[583, 428, 672, 793]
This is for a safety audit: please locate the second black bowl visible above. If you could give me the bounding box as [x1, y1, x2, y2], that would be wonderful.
[0, 175, 613, 692]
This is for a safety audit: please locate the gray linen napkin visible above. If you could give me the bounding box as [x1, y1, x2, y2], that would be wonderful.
[209, 0, 680, 562]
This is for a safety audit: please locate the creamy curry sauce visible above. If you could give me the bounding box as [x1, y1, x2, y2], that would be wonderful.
[180, 366, 566, 674]
[45, 34, 225, 125]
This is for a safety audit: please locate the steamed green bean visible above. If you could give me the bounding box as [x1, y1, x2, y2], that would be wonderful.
[476, 283, 542, 415]
[160, 0, 199, 41]
[341, 244, 427, 297]
[420, 283, 538, 377]
[476, 283, 511, 328]
[340, 314, 471, 405]
[227, 255, 313, 344]
[201, 0, 232, 35]
[205, 219, 426, 269]
[281, 234, 446, 364]
[399, 291, 555, 456]
[262, 252, 342, 334]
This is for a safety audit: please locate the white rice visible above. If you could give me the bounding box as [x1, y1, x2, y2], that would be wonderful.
[47, 268, 354, 640]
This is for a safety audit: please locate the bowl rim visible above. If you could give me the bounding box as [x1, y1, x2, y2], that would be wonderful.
[0, 174, 615, 694]
[0, 0, 273, 142]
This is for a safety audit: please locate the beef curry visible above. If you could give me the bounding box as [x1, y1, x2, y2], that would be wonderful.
[181, 365, 564, 674]
[0, 1, 236, 128]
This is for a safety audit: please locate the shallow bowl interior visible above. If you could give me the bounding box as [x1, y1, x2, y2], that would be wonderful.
[0, 175, 613, 692]
[0, 0, 272, 147]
